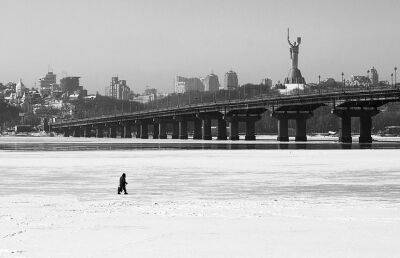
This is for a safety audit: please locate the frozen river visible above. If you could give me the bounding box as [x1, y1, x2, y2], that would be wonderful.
[1, 137, 400, 257]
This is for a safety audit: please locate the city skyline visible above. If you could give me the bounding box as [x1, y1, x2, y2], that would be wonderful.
[0, 0, 399, 93]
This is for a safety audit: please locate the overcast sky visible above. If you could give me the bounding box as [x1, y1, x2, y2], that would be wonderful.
[0, 0, 399, 94]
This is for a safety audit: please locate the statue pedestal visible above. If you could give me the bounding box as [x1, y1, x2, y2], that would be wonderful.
[280, 83, 305, 94]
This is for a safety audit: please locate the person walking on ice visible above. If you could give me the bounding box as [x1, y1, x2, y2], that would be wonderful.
[118, 173, 128, 194]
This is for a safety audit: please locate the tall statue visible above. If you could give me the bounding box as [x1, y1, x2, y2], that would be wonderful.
[284, 28, 305, 84]
[287, 28, 301, 69]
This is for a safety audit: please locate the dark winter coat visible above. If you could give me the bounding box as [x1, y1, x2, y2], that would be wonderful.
[119, 175, 127, 187]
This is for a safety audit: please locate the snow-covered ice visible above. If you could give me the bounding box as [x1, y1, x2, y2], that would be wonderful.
[1, 137, 400, 257]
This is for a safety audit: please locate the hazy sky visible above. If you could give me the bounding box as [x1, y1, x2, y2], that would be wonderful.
[0, 0, 399, 94]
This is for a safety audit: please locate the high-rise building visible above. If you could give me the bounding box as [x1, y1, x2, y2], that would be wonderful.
[39, 71, 57, 97]
[60, 77, 81, 96]
[175, 76, 187, 93]
[223, 71, 238, 90]
[107, 77, 131, 100]
[174, 76, 204, 93]
[369, 67, 379, 85]
[118, 80, 130, 100]
[203, 73, 220, 92]
[108, 77, 119, 99]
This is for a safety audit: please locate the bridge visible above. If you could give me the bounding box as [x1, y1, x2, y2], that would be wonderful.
[50, 88, 400, 143]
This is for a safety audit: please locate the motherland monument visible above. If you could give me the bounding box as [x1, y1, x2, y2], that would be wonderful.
[284, 28, 306, 85]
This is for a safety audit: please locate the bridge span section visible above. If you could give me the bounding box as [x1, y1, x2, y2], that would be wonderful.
[50, 89, 400, 144]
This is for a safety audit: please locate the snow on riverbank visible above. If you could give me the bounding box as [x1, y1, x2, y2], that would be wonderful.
[2, 195, 400, 258]
[1, 148, 400, 257]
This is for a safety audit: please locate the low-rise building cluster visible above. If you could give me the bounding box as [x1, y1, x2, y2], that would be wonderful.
[0, 71, 92, 125]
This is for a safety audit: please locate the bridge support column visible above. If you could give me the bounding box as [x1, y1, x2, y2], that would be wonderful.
[73, 127, 81, 137]
[217, 118, 227, 140]
[193, 118, 202, 140]
[273, 112, 312, 142]
[159, 123, 167, 139]
[95, 126, 104, 138]
[83, 126, 91, 138]
[339, 115, 352, 143]
[202, 118, 212, 140]
[228, 118, 239, 140]
[179, 119, 188, 139]
[134, 124, 140, 138]
[359, 114, 372, 143]
[117, 125, 123, 138]
[140, 122, 149, 139]
[172, 121, 179, 139]
[153, 123, 159, 139]
[295, 118, 307, 142]
[63, 128, 70, 137]
[109, 125, 117, 138]
[245, 119, 256, 141]
[333, 108, 379, 144]
[277, 119, 289, 142]
[123, 124, 132, 138]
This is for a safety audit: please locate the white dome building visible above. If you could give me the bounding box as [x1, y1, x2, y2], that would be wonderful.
[16, 78, 25, 97]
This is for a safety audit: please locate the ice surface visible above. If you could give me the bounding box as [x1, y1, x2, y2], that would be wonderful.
[1, 137, 400, 257]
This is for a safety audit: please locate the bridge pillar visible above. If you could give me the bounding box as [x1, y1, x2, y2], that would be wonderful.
[140, 122, 149, 139]
[193, 118, 202, 140]
[179, 119, 188, 139]
[159, 123, 167, 139]
[340, 115, 352, 143]
[134, 124, 140, 138]
[295, 118, 307, 142]
[109, 125, 117, 138]
[333, 108, 379, 144]
[117, 125, 124, 138]
[359, 114, 372, 143]
[95, 125, 104, 138]
[217, 118, 227, 140]
[172, 121, 179, 139]
[63, 128, 70, 137]
[245, 119, 256, 141]
[277, 119, 289, 142]
[123, 124, 132, 138]
[332, 110, 352, 143]
[273, 112, 312, 142]
[83, 126, 91, 138]
[73, 127, 81, 137]
[202, 118, 212, 140]
[228, 118, 239, 140]
[153, 123, 159, 139]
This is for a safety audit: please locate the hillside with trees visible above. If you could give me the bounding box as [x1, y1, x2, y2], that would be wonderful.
[0, 100, 20, 128]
